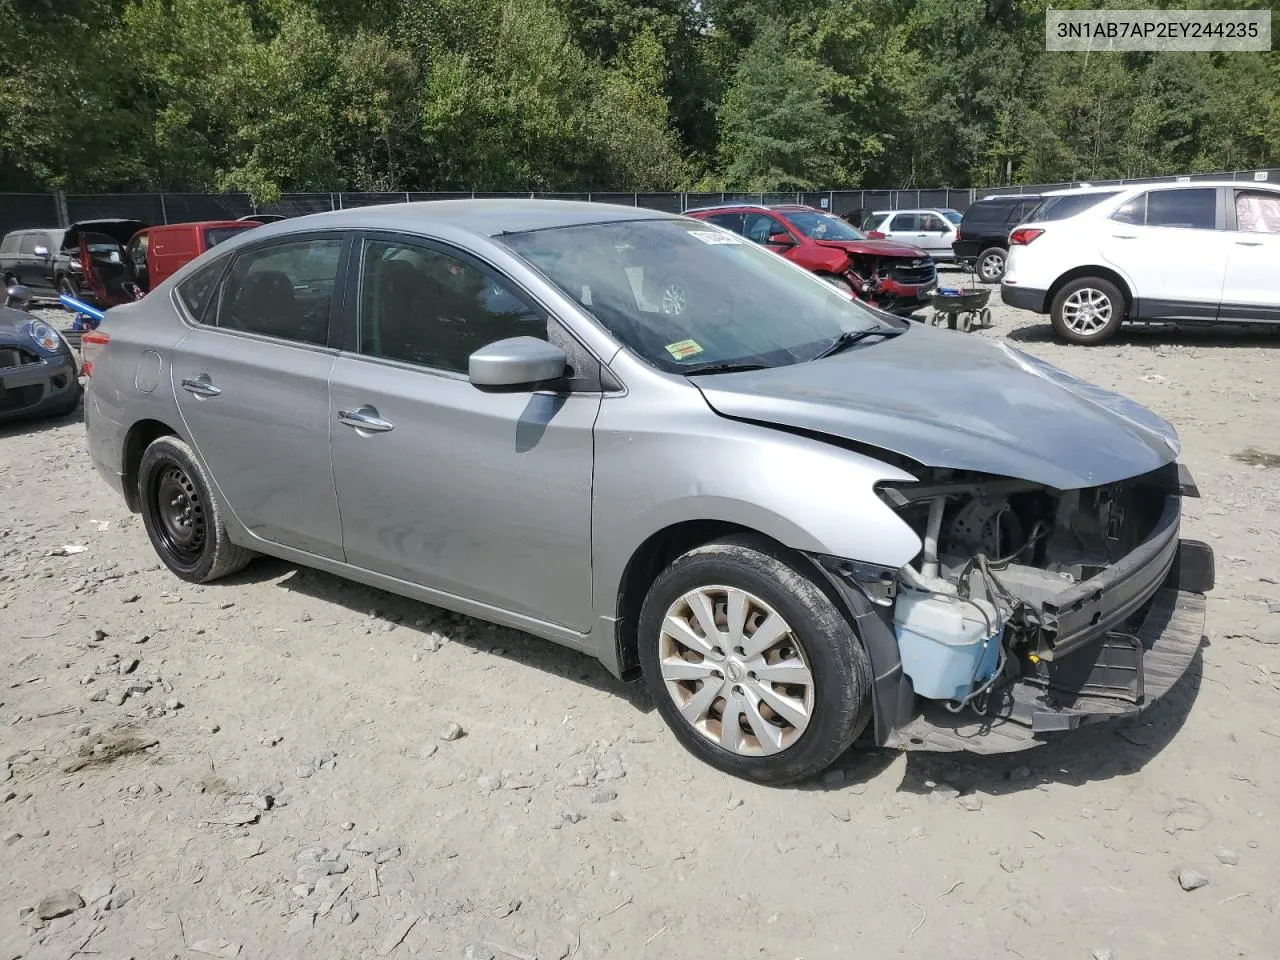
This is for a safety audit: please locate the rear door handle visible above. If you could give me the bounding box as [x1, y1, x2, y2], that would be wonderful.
[338, 405, 394, 433]
[181, 374, 221, 398]
[1235, 240, 1263, 247]
[1111, 234, 1137, 239]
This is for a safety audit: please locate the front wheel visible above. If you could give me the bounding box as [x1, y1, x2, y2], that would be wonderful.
[138, 435, 253, 583]
[976, 247, 1007, 283]
[1050, 277, 1125, 345]
[57, 274, 79, 297]
[639, 536, 872, 784]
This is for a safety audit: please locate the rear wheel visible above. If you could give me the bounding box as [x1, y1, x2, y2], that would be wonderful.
[138, 435, 253, 583]
[1050, 277, 1125, 345]
[639, 536, 872, 784]
[976, 247, 1007, 283]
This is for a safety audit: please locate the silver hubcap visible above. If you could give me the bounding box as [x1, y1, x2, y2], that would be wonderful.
[1061, 287, 1113, 335]
[659, 586, 815, 756]
[660, 284, 687, 315]
[979, 253, 1004, 280]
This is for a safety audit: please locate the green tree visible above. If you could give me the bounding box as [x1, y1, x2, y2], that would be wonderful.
[717, 19, 841, 190]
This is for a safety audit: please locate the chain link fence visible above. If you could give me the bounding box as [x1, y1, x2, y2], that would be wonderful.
[4, 169, 1277, 236]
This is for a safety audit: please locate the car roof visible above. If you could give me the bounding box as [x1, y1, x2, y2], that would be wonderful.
[241, 199, 677, 241]
[1042, 180, 1277, 196]
[870, 208, 953, 215]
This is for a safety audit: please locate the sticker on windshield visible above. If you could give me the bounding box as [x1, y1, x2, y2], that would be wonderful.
[665, 339, 704, 360]
[687, 230, 742, 245]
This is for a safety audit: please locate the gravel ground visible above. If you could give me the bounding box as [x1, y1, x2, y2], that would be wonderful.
[2, 294, 1279, 960]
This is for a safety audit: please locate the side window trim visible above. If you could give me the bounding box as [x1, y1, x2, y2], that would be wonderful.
[208, 231, 352, 349]
[342, 230, 611, 392]
[172, 253, 234, 325]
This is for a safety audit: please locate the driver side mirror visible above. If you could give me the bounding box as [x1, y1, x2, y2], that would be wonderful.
[5, 284, 33, 311]
[469, 336, 567, 389]
[33, 245, 50, 258]
[767, 232, 795, 247]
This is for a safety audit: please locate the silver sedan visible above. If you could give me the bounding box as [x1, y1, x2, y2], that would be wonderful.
[83, 201, 1212, 783]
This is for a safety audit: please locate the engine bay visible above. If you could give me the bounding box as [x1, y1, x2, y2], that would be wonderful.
[878, 463, 1179, 709]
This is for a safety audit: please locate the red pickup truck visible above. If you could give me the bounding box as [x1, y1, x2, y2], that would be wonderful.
[68, 219, 263, 306]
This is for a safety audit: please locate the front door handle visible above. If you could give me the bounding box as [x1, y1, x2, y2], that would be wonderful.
[181, 374, 221, 398]
[1235, 240, 1263, 247]
[1111, 234, 1137, 240]
[338, 405, 394, 433]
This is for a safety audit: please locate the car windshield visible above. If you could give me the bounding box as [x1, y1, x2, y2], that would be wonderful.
[940, 209, 963, 225]
[501, 218, 888, 373]
[783, 211, 866, 241]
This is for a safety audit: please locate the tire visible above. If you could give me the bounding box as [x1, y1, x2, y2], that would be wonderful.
[638, 535, 872, 785]
[1050, 276, 1125, 345]
[57, 274, 78, 298]
[975, 246, 1007, 283]
[137, 435, 253, 583]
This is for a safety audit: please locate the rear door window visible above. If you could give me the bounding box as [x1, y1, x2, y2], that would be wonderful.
[705, 213, 744, 235]
[213, 237, 343, 345]
[1007, 199, 1042, 224]
[1233, 190, 1280, 234]
[1027, 192, 1121, 222]
[18, 234, 40, 255]
[889, 213, 920, 231]
[1144, 189, 1217, 230]
[176, 257, 226, 322]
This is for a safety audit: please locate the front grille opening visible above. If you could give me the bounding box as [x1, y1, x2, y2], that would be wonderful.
[0, 347, 39, 369]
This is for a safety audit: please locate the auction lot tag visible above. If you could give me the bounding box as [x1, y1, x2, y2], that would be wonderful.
[687, 230, 742, 244]
[665, 339, 704, 360]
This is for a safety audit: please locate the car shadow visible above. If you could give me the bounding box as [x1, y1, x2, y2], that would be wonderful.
[892, 645, 1205, 798]
[220, 555, 655, 713]
[0, 401, 84, 438]
[1003, 317, 1280, 348]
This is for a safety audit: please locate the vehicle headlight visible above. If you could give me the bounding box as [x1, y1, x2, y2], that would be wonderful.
[25, 319, 64, 354]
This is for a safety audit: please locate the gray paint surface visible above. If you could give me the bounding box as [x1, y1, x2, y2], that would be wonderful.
[694, 324, 1179, 490]
[85, 199, 1180, 677]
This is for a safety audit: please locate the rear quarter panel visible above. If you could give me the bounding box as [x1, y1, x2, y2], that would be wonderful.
[86, 293, 189, 482]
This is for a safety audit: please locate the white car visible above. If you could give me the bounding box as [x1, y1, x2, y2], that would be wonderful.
[863, 208, 961, 261]
[1002, 181, 1280, 344]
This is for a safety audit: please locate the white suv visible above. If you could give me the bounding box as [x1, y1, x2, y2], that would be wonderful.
[862, 208, 961, 261]
[1001, 181, 1280, 344]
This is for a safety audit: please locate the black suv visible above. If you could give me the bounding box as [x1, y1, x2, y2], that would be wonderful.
[952, 194, 1043, 283]
[0, 228, 80, 297]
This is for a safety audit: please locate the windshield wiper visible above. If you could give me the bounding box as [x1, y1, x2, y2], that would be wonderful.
[682, 361, 771, 376]
[813, 326, 903, 359]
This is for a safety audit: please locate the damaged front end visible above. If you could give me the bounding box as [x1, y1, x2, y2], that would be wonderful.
[813, 462, 1213, 753]
[841, 254, 936, 316]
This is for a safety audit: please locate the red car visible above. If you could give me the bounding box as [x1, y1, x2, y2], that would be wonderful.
[68, 219, 263, 307]
[685, 204, 937, 315]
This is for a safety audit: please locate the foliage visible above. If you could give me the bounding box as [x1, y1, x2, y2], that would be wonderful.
[0, 0, 1275, 198]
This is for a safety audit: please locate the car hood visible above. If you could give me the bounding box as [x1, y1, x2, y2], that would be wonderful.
[691, 324, 1179, 490]
[0, 306, 34, 343]
[815, 238, 929, 258]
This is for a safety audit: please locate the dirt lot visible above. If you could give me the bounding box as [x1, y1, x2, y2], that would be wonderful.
[2, 296, 1279, 960]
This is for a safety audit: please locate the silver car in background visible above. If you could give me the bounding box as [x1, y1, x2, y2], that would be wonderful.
[83, 201, 1213, 783]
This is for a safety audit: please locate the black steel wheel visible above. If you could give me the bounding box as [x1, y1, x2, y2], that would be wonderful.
[138, 435, 253, 582]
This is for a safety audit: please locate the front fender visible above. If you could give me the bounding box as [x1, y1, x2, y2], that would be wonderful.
[591, 400, 924, 627]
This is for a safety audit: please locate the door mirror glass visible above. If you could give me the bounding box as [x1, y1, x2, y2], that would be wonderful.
[469, 336, 567, 388]
[32, 245, 49, 258]
[5, 284, 33, 310]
